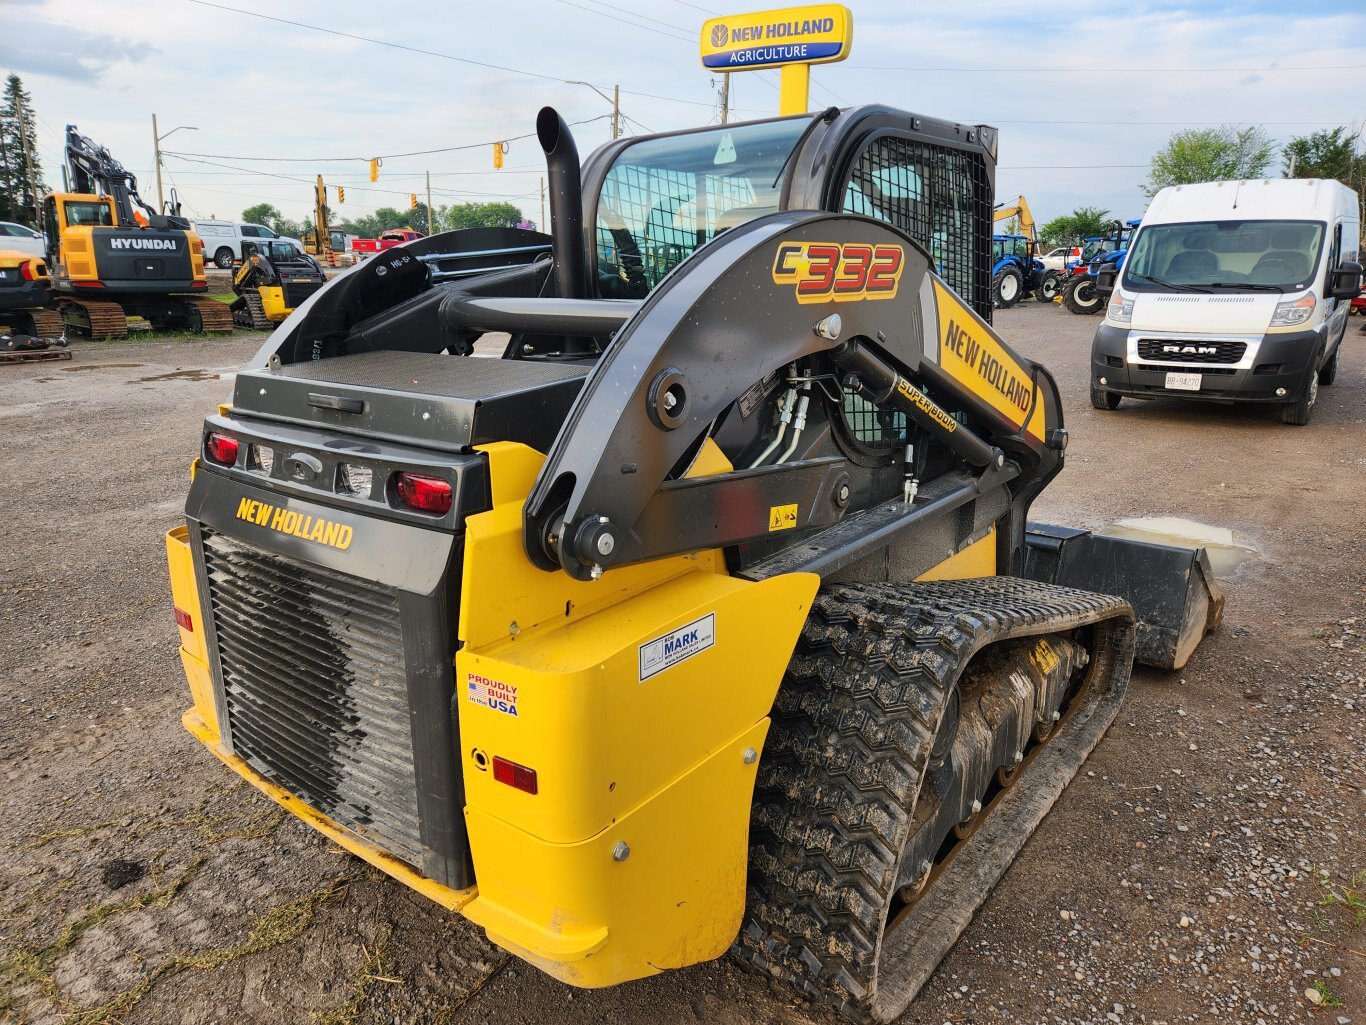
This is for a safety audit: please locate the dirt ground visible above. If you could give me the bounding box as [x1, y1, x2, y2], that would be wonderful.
[1, 304, 1361, 1025]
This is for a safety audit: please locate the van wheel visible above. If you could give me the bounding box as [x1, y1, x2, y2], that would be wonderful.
[1317, 345, 1339, 386]
[213, 247, 234, 269]
[1090, 380, 1121, 410]
[1280, 370, 1318, 426]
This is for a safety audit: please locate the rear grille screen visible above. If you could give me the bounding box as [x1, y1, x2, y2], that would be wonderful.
[201, 529, 425, 868]
[283, 280, 323, 308]
[1137, 339, 1247, 364]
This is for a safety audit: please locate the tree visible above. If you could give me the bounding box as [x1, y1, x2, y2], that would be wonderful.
[1282, 126, 1365, 221]
[1143, 125, 1275, 198]
[1040, 206, 1113, 248]
[0, 74, 48, 227]
[447, 202, 525, 230]
[241, 203, 286, 228]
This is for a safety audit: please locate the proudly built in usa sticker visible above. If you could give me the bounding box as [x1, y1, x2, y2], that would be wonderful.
[638, 613, 716, 682]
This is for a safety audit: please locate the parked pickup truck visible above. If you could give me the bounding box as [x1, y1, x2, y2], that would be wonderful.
[351, 227, 426, 257]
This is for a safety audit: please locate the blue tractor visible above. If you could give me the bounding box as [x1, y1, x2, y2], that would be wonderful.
[991, 233, 1050, 308]
[1060, 219, 1140, 314]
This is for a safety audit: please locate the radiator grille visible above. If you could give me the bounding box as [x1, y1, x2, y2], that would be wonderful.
[282, 280, 324, 308]
[1137, 339, 1246, 364]
[201, 529, 424, 867]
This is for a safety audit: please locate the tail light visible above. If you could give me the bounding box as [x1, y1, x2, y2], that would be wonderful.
[492, 757, 538, 795]
[175, 608, 194, 632]
[19, 260, 35, 281]
[205, 432, 240, 466]
[395, 472, 451, 514]
[73, 280, 105, 288]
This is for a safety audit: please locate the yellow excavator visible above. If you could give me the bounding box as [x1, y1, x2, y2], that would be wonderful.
[40, 125, 231, 339]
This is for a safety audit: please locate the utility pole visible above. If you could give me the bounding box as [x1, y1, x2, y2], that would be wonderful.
[719, 73, 730, 125]
[612, 84, 621, 140]
[426, 170, 433, 235]
[540, 176, 545, 232]
[152, 113, 164, 213]
[15, 87, 38, 225]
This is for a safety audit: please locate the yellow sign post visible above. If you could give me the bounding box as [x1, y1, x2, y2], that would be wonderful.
[699, 4, 853, 115]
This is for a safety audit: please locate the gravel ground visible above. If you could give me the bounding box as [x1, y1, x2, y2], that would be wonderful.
[0, 304, 1361, 1025]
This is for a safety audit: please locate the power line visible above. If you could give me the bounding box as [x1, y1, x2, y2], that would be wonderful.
[843, 63, 1366, 73]
[184, 0, 765, 114]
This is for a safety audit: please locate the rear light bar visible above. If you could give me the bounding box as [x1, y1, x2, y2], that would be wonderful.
[73, 280, 105, 288]
[395, 472, 452, 514]
[492, 757, 538, 795]
[205, 432, 240, 466]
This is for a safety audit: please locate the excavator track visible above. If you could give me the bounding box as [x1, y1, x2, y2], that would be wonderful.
[738, 577, 1136, 1023]
[184, 296, 234, 334]
[57, 298, 128, 340]
[4, 309, 67, 338]
[232, 291, 273, 331]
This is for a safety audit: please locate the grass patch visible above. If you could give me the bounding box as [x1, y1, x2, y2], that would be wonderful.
[1311, 979, 1345, 1007]
[1319, 869, 1366, 927]
[60, 876, 350, 1025]
[311, 925, 397, 1025]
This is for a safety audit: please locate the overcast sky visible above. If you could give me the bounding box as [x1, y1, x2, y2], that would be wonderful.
[4, 0, 1364, 231]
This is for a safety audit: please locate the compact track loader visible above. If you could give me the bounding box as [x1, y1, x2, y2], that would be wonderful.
[230, 240, 327, 330]
[166, 105, 1222, 1021]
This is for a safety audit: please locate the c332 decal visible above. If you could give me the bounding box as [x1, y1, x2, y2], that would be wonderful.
[772, 241, 904, 304]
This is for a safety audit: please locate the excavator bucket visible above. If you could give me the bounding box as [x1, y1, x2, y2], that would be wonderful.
[1023, 523, 1224, 669]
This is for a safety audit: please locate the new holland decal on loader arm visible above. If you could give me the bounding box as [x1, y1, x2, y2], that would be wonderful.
[166, 105, 1222, 1021]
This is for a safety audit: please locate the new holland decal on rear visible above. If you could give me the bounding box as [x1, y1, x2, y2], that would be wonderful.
[772, 241, 904, 303]
[235, 497, 353, 550]
[639, 613, 716, 682]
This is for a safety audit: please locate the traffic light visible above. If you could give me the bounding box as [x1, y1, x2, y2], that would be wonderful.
[410, 193, 418, 210]
[493, 142, 504, 170]
[337, 186, 345, 204]
[369, 158, 379, 182]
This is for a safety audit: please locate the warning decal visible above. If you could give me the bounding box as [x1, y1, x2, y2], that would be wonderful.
[639, 613, 716, 682]
[768, 503, 798, 531]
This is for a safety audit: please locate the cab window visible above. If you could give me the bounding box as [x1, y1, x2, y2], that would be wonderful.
[841, 134, 991, 319]
[64, 201, 113, 227]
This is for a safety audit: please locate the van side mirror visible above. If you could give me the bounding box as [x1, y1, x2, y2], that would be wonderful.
[1331, 261, 1362, 301]
[1095, 265, 1120, 296]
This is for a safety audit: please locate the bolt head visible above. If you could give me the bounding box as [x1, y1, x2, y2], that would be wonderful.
[662, 391, 677, 410]
[971, 799, 982, 814]
[742, 747, 757, 765]
[838, 484, 850, 502]
[814, 313, 843, 340]
[596, 532, 615, 556]
[612, 841, 631, 862]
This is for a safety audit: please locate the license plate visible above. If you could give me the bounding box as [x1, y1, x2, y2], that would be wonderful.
[1165, 372, 1202, 391]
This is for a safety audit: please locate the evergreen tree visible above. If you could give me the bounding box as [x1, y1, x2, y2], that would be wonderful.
[0, 75, 48, 227]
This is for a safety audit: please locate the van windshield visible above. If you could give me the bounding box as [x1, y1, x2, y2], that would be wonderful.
[592, 116, 809, 299]
[1124, 220, 1324, 292]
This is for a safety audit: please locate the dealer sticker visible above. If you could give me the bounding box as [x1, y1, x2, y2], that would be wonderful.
[639, 613, 716, 682]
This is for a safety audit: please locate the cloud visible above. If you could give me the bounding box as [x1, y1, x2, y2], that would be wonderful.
[0, 10, 154, 83]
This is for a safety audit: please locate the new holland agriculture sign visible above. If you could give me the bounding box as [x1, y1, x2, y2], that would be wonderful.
[700, 4, 853, 71]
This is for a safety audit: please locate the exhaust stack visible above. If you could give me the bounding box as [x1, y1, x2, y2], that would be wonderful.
[537, 107, 587, 301]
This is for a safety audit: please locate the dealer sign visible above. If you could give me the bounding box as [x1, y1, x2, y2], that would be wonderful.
[700, 4, 853, 71]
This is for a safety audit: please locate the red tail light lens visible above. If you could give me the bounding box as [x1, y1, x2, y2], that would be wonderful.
[73, 280, 105, 288]
[205, 432, 240, 466]
[395, 472, 452, 514]
[19, 260, 35, 281]
[492, 757, 538, 795]
[175, 607, 194, 632]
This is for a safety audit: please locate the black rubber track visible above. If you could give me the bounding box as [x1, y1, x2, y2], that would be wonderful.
[736, 577, 1136, 1022]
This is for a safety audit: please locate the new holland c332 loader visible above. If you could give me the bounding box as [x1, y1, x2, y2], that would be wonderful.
[165, 105, 1223, 1021]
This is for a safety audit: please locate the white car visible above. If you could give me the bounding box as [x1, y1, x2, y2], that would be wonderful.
[1038, 246, 1080, 272]
[192, 220, 305, 268]
[0, 221, 46, 259]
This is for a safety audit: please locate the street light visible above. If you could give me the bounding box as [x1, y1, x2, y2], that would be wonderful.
[152, 114, 199, 212]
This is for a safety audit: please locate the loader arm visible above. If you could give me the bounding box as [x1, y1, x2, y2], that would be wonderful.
[499, 210, 1063, 580]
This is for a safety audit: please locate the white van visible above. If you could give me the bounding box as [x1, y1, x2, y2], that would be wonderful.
[1090, 179, 1361, 425]
[192, 220, 304, 269]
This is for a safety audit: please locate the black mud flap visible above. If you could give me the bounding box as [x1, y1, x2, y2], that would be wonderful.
[1023, 522, 1224, 670]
